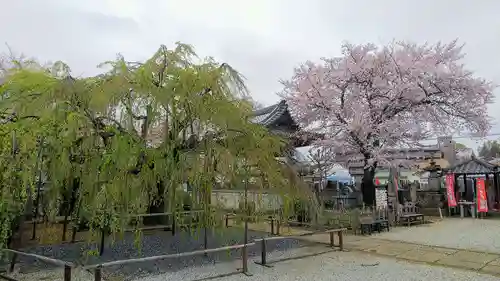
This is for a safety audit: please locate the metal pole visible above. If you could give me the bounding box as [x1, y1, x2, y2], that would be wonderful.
[63, 264, 71, 281]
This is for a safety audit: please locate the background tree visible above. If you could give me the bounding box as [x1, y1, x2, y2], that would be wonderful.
[478, 140, 500, 160]
[280, 40, 494, 206]
[0, 43, 313, 251]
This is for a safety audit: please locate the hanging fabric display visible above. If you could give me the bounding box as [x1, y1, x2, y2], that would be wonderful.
[445, 174, 457, 207]
[476, 178, 488, 213]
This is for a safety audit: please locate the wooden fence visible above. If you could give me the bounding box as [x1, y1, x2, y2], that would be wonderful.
[1, 249, 73, 281]
[85, 242, 256, 280]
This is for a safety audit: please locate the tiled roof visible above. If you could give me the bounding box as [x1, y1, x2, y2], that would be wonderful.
[445, 156, 499, 174]
[250, 100, 289, 127]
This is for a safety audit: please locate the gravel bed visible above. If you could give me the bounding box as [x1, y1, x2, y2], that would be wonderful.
[373, 219, 500, 253]
[142, 246, 500, 281]
[3, 228, 304, 279]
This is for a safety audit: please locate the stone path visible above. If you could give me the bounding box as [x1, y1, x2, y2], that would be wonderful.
[141, 246, 500, 281]
[298, 232, 500, 276]
[244, 220, 500, 277]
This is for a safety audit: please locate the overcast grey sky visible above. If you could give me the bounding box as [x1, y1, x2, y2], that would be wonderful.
[2, 0, 500, 149]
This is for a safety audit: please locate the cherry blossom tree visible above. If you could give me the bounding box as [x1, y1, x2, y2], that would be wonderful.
[280, 40, 495, 206]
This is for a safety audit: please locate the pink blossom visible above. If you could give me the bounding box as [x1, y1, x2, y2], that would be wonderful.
[280, 40, 495, 168]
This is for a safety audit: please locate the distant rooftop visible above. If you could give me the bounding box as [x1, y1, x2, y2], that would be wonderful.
[250, 100, 289, 127]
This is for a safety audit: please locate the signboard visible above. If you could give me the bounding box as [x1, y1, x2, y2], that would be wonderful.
[476, 178, 488, 213]
[445, 174, 457, 207]
[375, 188, 388, 209]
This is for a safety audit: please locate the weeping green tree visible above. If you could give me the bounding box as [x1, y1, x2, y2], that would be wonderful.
[0, 43, 317, 251]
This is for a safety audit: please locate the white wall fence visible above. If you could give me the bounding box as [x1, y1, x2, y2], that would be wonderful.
[211, 190, 283, 211]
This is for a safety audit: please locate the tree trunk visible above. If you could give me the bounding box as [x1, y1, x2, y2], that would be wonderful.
[361, 165, 376, 207]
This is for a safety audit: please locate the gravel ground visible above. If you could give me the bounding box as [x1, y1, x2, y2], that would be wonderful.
[142, 246, 500, 281]
[4, 228, 304, 279]
[372, 218, 500, 253]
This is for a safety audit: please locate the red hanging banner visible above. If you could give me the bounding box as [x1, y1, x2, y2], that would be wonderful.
[476, 178, 488, 213]
[445, 174, 457, 207]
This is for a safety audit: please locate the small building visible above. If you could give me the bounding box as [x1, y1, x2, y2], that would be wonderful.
[348, 136, 457, 186]
[444, 156, 500, 214]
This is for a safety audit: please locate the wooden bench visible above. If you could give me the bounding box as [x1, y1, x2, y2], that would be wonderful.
[358, 210, 390, 235]
[398, 203, 424, 226]
[372, 217, 390, 233]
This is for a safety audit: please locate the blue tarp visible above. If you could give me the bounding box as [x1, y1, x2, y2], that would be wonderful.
[326, 174, 354, 184]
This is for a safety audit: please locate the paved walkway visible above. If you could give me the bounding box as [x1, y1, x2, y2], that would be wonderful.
[300, 233, 500, 276]
[371, 218, 500, 253]
[244, 220, 500, 277]
[146, 247, 500, 281]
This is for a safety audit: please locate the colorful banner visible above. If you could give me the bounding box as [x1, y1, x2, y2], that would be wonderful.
[393, 175, 399, 193]
[476, 178, 488, 213]
[445, 174, 457, 207]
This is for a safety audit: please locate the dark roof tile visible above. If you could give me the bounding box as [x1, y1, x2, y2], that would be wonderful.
[445, 156, 499, 174]
[250, 100, 288, 127]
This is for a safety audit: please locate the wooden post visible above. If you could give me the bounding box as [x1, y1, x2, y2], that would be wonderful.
[63, 264, 71, 281]
[71, 226, 77, 243]
[329, 231, 334, 247]
[8, 253, 17, 273]
[241, 244, 252, 276]
[99, 229, 105, 256]
[242, 245, 248, 272]
[254, 238, 273, 268]
[494, 173, 499, 206]
[94, 266, 102, 281]
[270, 218, 274, 235]
[203, 225, 208, 256]
[260, 239, 267, 265]
[31, 191, 41, 240]
[338, 230, 344, 251]
[225, 214, 229, 227]
[171, 215, 176, 236]
[62, 216, 69, 242]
